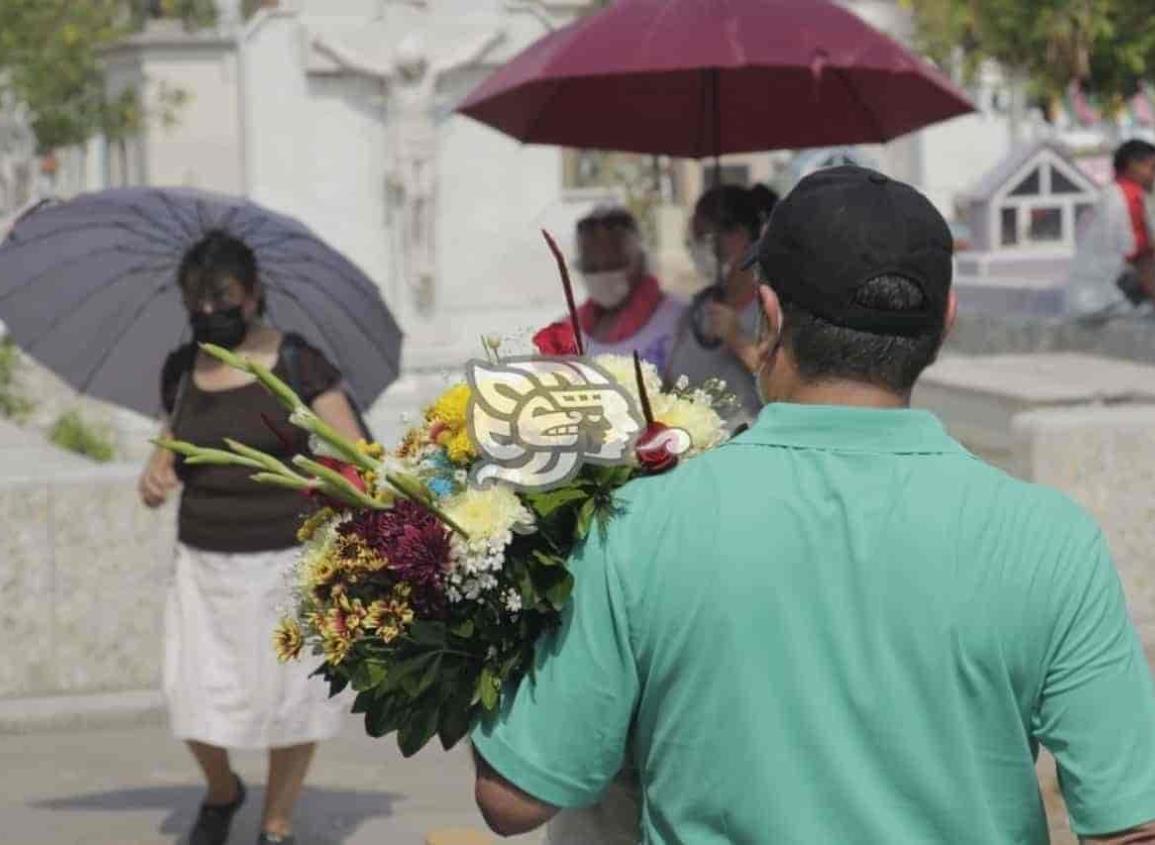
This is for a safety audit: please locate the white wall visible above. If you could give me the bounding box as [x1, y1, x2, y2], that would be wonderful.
[242, 2, 595, 368]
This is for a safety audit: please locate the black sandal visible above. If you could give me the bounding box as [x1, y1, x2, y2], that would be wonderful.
[189, 774, 246, 845]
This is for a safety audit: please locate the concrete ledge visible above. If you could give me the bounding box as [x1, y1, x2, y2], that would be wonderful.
[945, 311, 1155, 365]
[0, 689, 165, 734]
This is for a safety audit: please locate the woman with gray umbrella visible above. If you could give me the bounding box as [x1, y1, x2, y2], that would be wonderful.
[139, 231, 365, 845]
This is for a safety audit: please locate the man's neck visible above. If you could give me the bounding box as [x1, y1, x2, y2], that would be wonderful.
[781, 380, 909, 409]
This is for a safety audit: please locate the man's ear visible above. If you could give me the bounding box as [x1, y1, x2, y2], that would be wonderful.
[757, 283, 782, 339]
[943, 289, 958, 340]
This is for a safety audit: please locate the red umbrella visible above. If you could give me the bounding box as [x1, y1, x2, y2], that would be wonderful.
[459, 0, 973, 157]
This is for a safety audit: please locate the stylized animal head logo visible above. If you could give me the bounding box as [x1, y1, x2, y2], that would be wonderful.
[466, 357, 644, 491]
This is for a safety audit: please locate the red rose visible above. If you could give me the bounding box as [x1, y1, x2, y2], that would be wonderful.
[307, 456, 367, 506]
[635, 422, 681, 474]
[532, 321, 579, 356]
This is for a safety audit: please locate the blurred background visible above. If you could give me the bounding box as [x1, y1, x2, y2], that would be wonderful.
[1, 1, 1154, 843]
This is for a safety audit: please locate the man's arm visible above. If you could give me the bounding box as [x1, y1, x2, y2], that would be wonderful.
[473, 746, 558, 836]
[1032, 529, 1155, 838]
[312, 35, 393, 81]
[469, 509, 641, 834]
[433, 29, 507, 77]
[1085, 822, 1155, 843]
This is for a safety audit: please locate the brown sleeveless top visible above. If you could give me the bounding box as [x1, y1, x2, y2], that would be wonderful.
[161, 335, 340, 553]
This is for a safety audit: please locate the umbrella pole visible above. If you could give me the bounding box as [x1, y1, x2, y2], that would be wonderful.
[711, 67, 724, 293]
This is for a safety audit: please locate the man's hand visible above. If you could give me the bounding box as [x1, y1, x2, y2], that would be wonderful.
[473, 747, 558, 836]
[138, 446, 179, 509]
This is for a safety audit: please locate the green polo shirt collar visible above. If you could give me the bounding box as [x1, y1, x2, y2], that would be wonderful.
[733, 402, 969, 456]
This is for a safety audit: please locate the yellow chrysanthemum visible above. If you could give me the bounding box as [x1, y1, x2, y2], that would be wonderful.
[443, 483, 533, 541]
[335, 595, 369, 633]
[302, 556, 340, 593]
[427, 383, 471, 427]
[443, 428, 477, 464]
[336, 533, 387, 572]
[366, 596, 415, 645]
[272, 618, 304, 663]
[356, 439, 385, 459]
[297, 507, 335, 544]
[397, 426, 425, 458]
[652, 393, 727, 455]
[322, 632, 352, 665]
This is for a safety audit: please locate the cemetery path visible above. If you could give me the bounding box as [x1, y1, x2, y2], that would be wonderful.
[0, 713, 542, 845]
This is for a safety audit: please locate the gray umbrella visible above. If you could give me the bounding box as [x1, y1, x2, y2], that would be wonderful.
[0, 187, 402, 417]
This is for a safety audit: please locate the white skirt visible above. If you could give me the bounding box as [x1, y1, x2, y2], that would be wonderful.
[164, 543, 346, 749]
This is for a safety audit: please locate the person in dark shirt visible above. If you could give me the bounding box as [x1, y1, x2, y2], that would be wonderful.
[137, 231, 364, 845]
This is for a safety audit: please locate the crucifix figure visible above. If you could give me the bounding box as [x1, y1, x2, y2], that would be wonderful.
[313, 27, 506, 312]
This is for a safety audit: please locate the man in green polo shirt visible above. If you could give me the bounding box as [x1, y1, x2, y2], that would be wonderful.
[471, 167, 1155, 843]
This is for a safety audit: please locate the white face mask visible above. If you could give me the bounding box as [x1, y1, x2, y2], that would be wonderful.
[690, 239, 731, 283]
[581, 268, 633, 309]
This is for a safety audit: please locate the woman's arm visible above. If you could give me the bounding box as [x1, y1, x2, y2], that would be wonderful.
[311, 389, 365, 442]
[138, 422, 180, 508]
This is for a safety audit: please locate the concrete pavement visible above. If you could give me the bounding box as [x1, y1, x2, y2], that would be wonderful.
[0, 714, 544, 845]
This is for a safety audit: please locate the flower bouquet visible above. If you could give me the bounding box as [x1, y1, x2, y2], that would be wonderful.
[157, 232, 733, 756]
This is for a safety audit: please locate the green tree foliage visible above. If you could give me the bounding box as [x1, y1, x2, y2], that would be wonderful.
[49, 409, 116, 462]
[902, 0, 1155, 107]
[0, 337, 34, 421]
[0, 0, 217, 151]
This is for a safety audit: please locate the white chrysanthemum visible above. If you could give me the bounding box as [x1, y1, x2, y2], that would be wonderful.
[651, 393, 727, 455]
[443, 484, 534, 542]
[592, 353, 663, 404]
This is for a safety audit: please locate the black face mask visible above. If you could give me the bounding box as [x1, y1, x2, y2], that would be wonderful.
[189, 306, 248, 349]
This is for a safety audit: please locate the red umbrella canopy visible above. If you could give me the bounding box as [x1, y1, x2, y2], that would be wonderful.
[459, 0, 974, 157]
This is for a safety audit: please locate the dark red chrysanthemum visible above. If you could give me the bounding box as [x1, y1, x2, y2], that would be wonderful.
[339, 500, 451, 615]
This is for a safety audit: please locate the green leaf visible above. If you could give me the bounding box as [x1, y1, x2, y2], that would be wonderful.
[364, 695, 404, 738]
[576, 498, 598, 539]
[438, 675, 479, 751]
[478, 667, 500, 712]
[381, 653, 433, 695]
[351, 690, 374, 714]
[366, 660, 388, 688]
[397, 699, 441, 758]
[545, 571, 575, 610]
[328, 673, 349, 698]
[408, 654, 443, 699]
[449, 618, 475, 639]
[350, 659, 389, 692]
[525, 486, 590, 518]
[407, 620, 447, 648]
[532, 549, 564, 568]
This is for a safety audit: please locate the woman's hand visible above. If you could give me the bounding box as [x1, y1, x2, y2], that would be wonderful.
[139, 445, 179, 508]
[703, 300, 742, 348]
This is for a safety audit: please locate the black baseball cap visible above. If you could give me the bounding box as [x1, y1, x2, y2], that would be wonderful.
[744, 166, 953, 336]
